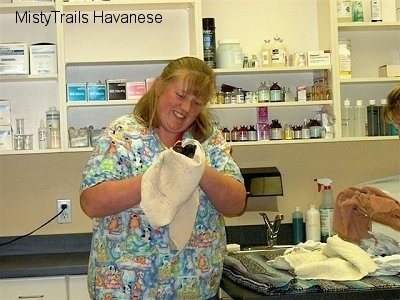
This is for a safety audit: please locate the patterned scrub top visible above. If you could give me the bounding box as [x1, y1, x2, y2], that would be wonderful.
[81, 114, 243, 300]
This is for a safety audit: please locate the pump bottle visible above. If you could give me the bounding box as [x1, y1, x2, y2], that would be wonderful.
[292, 207, 305, 244]
[315, 178, 335, 242]
[305, 205, 320, 242]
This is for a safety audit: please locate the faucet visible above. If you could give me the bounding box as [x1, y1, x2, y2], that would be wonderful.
[259, 212, 284, 247]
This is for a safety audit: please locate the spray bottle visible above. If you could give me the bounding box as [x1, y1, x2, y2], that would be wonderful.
[315, 178, 335, 242]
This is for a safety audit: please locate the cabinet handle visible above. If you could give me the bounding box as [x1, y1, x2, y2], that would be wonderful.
[18, 296, 44, 299]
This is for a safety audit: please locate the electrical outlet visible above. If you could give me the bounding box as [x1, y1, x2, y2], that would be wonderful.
[57, 199, 72, 224]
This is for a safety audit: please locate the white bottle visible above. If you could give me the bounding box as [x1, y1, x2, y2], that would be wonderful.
[371, 0, 382, 22]
[305, 205, 321, 242]
[338, 39, 351, 78]
[341, 98, 355, 137]
[46, 107, 61, 149]
[38, 119, 47, 150]
[354, 99, 367, 137]
[337, 0, 352, 23]
[270, 35, 286, 67]
[260, 39, 271, 67]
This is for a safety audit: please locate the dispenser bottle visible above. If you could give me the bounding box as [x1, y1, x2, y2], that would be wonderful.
[292, 207, 305, 244]
[354, 99, 367, 137]
[261, 39, 271, 67]
[38, 119, 47, 150]
[270, 35, 286, 67]
[367, 99, 379, 136]
[379, 98, 391, 136]
[315, 178, 335, 242]
[341, 98, 355, 137]
[305, 205, 320, 242]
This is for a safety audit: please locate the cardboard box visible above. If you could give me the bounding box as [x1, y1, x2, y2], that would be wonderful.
[307, 50, 331, 66]
[378, 64, 400, 77]
[126, 81, 146, 99]
[67, 83, 87, 102]
[29, 43, 57, 75]
[297, 86, 307, 101]
[0, 100, 11, 125]
[0, 43, 29, 75]
[0, 126, 12, 151]
[107, 79, 126, 100]
[87, 83, 106, 101]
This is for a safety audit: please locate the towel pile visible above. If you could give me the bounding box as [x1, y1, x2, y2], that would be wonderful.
[140, 139, 205, 253]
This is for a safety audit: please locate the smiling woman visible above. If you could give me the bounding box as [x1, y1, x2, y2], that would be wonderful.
[383, 84, 400, 130]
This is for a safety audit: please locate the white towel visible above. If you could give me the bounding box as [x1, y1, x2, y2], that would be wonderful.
[140, 139, 205, 253]
[272, 235, 376, 281]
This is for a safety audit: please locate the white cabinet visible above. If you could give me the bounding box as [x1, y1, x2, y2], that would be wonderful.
[0, 276, 68, 300]
[67, 275, 89, 300]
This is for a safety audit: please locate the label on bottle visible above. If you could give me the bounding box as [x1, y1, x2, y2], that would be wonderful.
[320, 208, 334, 242]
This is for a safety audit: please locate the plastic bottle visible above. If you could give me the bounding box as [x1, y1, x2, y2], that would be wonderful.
[370, 0, 382, 22]
[354, 99, 367, 137]
[270, 35, 286, 67]
[257, 81, 270, 103]
[38, 119, 47, 149]
[337, 0, 352, 22]
[352, 0, 364, 22]
[202, 18, 216, 68]
[367, 99, 379, 136]
[261, 39, 271, 67]
[378, 98, 391, 136]
[315, 178, 335, 242]
[341, 98, 355, 137]
[270, 82, 282, 102]
[292, 207, 305, 245]
[305, 205, 321, 242]
[338, 39, 351, 78]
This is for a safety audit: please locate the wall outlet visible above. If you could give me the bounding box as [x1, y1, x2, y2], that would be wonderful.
[57, 199, 72, 224]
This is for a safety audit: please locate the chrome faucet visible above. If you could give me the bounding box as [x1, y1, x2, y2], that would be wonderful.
[260, 212, 284, 247]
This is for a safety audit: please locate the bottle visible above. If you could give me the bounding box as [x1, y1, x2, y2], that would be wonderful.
[46, 107, 61, 149]
[309, 119, 322, 139]
[238, 125, 248, 141]
[292, 207, 305, 244]
[379, 99, 391, 136]
[301, 119, 311, 139]
[315, 178, 335, 242]
[367, 99, 379, 136]
[371, 0, 382, 22]
[270, 82, 282, 102]
[261, 39, 271, 67]
[257, 81, 270, 103]
[337, 0, 352, 22]
[222, 127, 230, 142]
[230, 126, 239, 142]
[38, 119, 47, 149]
[338, 39, 351, 78]
[270, 35, 286, 67]
[305, 205, 321, 242]
[269, 119, 282, 140]
[235, 88, 245, 104]
[341, 98, 355, 137]
[202, 18, 216, 68]
[354, 99, 367, 137]
[352, 0, 364, 22]
[248, 125, 257, 141]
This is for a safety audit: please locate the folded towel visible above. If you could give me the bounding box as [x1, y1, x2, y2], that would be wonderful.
[371, 254, 400, 276]
[333, 186, 400, 243]
[140, 139, 205, 253]
[272, 235, 376, 281]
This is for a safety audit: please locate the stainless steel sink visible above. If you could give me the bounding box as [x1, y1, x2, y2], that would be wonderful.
[235, 245, 293, 260]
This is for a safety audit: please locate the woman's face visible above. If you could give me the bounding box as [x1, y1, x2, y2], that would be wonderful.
[156, 77, 204, 136]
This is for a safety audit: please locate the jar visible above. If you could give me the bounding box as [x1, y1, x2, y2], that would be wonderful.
[216, 39, 243, 68]
[269, 119, 282, 140]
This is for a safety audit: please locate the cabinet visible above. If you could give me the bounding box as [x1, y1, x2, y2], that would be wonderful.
[1, 0, 398, 156]
[0, 276, 68, 300]
[67, 275, 89, 300]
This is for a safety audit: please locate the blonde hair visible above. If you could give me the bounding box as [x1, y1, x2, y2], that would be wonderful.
[134, 57, 216, 142]
[383, 84, 400, 124]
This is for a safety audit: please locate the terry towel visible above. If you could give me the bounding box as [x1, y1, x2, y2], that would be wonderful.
[140, 139, 205, 253]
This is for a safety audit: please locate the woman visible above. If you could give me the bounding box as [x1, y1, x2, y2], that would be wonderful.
[383, 84, 400, 130]
[80, 56, 246, 299]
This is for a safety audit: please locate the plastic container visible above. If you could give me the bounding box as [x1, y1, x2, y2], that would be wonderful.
[202, 18, 216, 68]
[292, 207, 305, 244]
[38, 119, 47, 149]
[305, 204, 321, 242]
[315, 178, 335, 242]
[46, 107, 61, 149]
[338, 39, 351, 78]
[367, 99, 379, 136]
[261, 39, 271, 67]
[354, 99, 367, 137]
[337, 0, 352, 22]
[341, 98, 355, 137]
[379, 98, 391, 136]
[216, 39, 243, 69]
[270, 35, 287, 67]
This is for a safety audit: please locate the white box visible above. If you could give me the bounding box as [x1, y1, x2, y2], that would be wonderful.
[29, 43, 57, 75]
[378, 64, 400, 77]
[307, 50, 331, 66]
[0, 100, 11, 125]
[0, 125, 12, 151]
[0, 43, 29, 75]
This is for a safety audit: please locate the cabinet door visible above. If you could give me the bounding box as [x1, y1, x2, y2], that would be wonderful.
[68, 275, 90, 300]
[0, 276, 67, 300]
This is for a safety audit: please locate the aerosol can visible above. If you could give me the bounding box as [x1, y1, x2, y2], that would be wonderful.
[315, 178, 335, 242]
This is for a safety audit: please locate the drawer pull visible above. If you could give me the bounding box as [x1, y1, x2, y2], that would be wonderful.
[18, 296, 44, 299]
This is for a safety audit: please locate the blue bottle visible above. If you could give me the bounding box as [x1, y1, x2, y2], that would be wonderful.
[292, 206, 305, 244]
